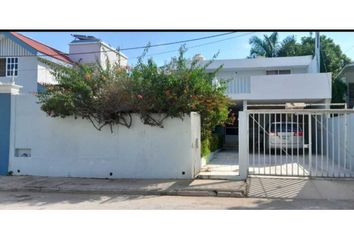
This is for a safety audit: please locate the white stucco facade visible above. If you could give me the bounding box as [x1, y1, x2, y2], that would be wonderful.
[8, 95, 201, 179]
[205, 55, 332, 104]
[227, 73, 332, 103]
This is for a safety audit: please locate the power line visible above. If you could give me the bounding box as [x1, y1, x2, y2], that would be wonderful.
[134, 32, 254, 60]
[7, 32, 255, 73]
[0, 32, 237, 59]
[119, 32, 236, 50]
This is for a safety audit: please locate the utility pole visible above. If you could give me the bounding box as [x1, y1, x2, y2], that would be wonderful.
[315, 32, 321, 73]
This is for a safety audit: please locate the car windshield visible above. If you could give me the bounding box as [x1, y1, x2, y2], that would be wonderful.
[270, 123, 302, 132]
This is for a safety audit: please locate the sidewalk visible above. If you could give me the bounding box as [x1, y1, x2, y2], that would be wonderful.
[0, 176, 247, 197]
[247, 176, 354, 200]
[1, 175, 354, 201]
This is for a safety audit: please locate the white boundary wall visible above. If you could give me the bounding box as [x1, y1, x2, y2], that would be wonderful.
[9, 95, 201, 179]
[327, 114, 354, 169]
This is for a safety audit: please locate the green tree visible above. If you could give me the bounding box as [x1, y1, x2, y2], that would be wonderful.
[277, 35, 301, 57]
[249, 32, 280, 57]
[277, 35, 351, 103]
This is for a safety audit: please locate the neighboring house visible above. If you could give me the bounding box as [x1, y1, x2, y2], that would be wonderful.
[337, 63, 354, 108]
[69, 34, 128, 68]
[0, 32, 128, 93]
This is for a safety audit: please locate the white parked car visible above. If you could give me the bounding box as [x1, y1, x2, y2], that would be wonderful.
[268, 122, 304, 150]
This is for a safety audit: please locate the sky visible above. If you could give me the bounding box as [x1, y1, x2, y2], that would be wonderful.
[19, 31, 354, 66]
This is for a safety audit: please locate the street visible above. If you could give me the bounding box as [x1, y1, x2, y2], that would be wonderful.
[1, 190, 354, 209]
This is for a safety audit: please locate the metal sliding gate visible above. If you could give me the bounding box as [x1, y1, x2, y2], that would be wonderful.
[243, 109, 354, 178]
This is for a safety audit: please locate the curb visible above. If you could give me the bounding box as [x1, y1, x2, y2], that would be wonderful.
[0, 186, 246, 198]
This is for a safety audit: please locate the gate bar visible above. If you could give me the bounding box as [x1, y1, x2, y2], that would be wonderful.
[308, 113, 312, 176]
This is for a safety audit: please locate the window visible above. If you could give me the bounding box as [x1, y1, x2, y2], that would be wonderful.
[0, 58, 18, 77]
[266, 69, 291, 75]
[7, 58, 18, 76]
[279, 70, 291, 75]
[266, 70, 278, 75]
[0, 58, 5, 77]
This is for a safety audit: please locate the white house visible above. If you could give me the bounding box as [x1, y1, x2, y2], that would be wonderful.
[201, 55, 332, 108]
[196, 54, 332, 146]
[0, 32, 128, 93]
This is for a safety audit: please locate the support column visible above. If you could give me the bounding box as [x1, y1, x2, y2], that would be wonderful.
[238, 111, 249, 180]
[243, 100, 248, 110]
[324, 99, 331, 109]
[0, 83, 21, 175]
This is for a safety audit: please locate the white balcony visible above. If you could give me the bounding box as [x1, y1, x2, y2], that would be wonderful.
[225, 73, 332, 103]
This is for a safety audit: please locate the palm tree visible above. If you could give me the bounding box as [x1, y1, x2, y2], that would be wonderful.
[249, 32, 280, 57]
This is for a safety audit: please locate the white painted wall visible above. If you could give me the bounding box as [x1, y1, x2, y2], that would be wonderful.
[307, 57, 318, 73]
[190, 112, 201, 176]
[216, 66, 323, 98]
[69, 42, 128, 67]
[100, 45, 128, 68]
[227, 73, 332, 102]
[9, 95, 201, 179]
[37, 61, 57, 85]
[69, 43, 101, 64]
[327, 114, 354, 171]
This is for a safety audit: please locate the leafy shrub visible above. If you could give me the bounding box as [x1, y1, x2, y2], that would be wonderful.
[37, 47, 231, 156]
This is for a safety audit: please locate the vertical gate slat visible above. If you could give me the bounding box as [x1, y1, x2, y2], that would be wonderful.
[297, 114, 300, 176]
[309, 113, 312, 176]
[263, 114, 266, 174]
[321, 114, 324, 177]
[332, 113, 335, 177]
[338, 114, 341, 177]
[315, 114, 318, 177]
[269, 113, 271, 175]
[303, 114, 306, 176]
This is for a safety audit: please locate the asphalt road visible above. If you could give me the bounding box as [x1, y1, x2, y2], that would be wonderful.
[1, 190, 354, 209]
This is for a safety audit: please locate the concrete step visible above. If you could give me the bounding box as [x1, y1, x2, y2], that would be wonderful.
[197, 171, 241, 181]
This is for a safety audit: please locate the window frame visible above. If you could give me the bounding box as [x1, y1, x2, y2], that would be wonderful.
[0, 57, 19, 77]
[266, 69, 291, 75]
